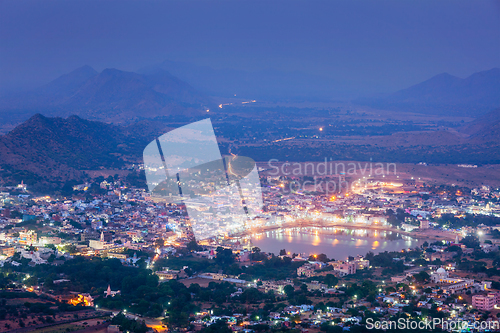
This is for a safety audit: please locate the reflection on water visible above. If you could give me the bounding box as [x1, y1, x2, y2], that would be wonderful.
[249, 227, 423, 260]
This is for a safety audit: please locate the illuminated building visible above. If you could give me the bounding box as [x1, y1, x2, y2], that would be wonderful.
[156, 269, 180, 280]
[352, 256, 370, 269]
[89, 239, 106, 250]
[0, 246, 15, 258]
[18, 230, 37, 245]
[69, 293, 94, 307]
[39, 236, 61, 245]
[107, 252, 128, 260]
[431, 268, 475, 294]
[104, 285, 120, 298]
[430, 268, 449, 283]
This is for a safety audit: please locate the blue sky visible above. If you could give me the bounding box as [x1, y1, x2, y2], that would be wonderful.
[1, 0, 499, 94]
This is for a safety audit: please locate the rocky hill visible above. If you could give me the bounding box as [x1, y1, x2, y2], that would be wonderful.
[357, 68, 500, 116]
[0, 66, 211, 126]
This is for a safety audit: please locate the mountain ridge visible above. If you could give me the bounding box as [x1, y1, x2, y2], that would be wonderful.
[356, 68, 500, 116]
[140, 60, 359, 101]
[0, 114, 142, 192]
[2, 110, 500, 193]
[461, 107, 500, 144]
[0, 66, 211, 125]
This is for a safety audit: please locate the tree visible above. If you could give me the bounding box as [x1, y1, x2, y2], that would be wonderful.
[188, 283, 201, 294]
[447, 245, 462, 252]
[240, 287, 261, 303]
[250, 247, 266, 261]
[44, 278, 54, 289]
[203, 320, 232, 333]
[186, 240, 201, 252]
[215, 247, 234, 267]
[315, 301, 326, 312]
[62, 244, 77, 254]
[135, 258, 147, 270]
[309, 253, 329, 262]
[461, 235, 480, 249]
[25, 276, 38, 287]
[112, 313, 148, 333]
[320, 321, 343, 333]
[45, 244, 56, 250]
[154, 238, 164, 249]
[324, 274, 338, 288]
[385, 286, 396, 293]
[284, 285, 295, 298]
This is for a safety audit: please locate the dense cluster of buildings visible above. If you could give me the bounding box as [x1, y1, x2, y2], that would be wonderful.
[0, 176, 499, 331]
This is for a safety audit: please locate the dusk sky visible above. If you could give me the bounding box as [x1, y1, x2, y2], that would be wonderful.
[1, 0, 499, 94]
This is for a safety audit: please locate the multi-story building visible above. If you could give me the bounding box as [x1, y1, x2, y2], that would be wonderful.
[18, 230, 37, 245]
[0, 246, 15, 258]
[89, 239, 106, 250]
[334, 262, 356, 276]
[442, 280, 475, 294]
[262, 280, 293, 294]
[353, 256, 370, 269]
[420, 220, 430, 229]
[107, 252, 128, 260]
[472, 294, 498, 311]
[297, 263, 316, 277]
[156, 269, 180, 281]
[39, 236, 61, 245]
[431, 267, 475, 294]
[428, 252, 456, 262]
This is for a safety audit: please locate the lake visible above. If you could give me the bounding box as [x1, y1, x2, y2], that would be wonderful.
[249, 227, 424, 260]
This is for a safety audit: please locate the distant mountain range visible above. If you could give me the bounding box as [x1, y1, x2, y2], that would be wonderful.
[1, 63, 499, 193]
[139, 60, 360, 101]
[0, 66, 211, 126]
[140, 62, 500, 117]
[356, 68, 500, 116]
[1, 65, 499, 131]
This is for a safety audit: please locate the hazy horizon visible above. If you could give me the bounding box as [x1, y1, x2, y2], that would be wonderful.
[1, 0, 499, 97]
